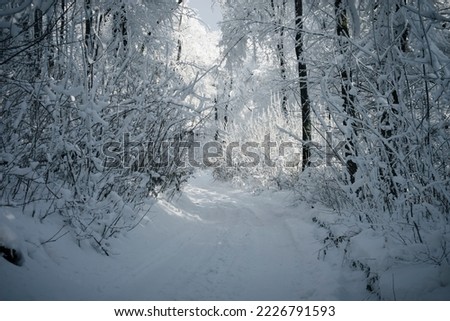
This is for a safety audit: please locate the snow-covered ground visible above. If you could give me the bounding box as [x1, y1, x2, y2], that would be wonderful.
[1, 171, 449, 300]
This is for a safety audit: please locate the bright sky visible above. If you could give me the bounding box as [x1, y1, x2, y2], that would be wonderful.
[187, 0, 222, 31]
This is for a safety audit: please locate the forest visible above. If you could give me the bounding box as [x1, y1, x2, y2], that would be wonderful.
[1, 0, 449, 300]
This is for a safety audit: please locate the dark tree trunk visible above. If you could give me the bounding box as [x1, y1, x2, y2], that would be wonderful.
[295, 0, 311, 171]
[113, 2, 128, 52]
[34, 8, 43, 77]
[84, 0, 94, 89]
[335, 0, 358, 183]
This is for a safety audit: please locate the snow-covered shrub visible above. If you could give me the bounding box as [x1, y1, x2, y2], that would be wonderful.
[0, 1, 199, 254]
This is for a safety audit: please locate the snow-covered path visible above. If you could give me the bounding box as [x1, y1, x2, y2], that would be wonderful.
[112, 171, 364, 300]
[1, 171, 366, 300]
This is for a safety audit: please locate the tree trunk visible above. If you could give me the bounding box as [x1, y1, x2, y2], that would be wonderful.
[335, 0, 358, 183]
[295, 0, 311, 171]
[34, 8, 43, 78]
[271, 0, 288, 117]
[84, 0, 94, 89]
[176, 0, 185, 62]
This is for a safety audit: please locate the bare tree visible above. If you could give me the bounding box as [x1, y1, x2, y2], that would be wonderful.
[295, 0, 311, 170]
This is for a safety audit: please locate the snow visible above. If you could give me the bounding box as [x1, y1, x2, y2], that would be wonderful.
[0, 211, 25, 267]
[1, 171, 449, 300]
[0, 171, 361, 300]
[0, 218, 22, 255]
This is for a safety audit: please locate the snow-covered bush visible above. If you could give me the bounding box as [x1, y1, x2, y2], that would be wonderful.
[0, 1, 199, 253]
